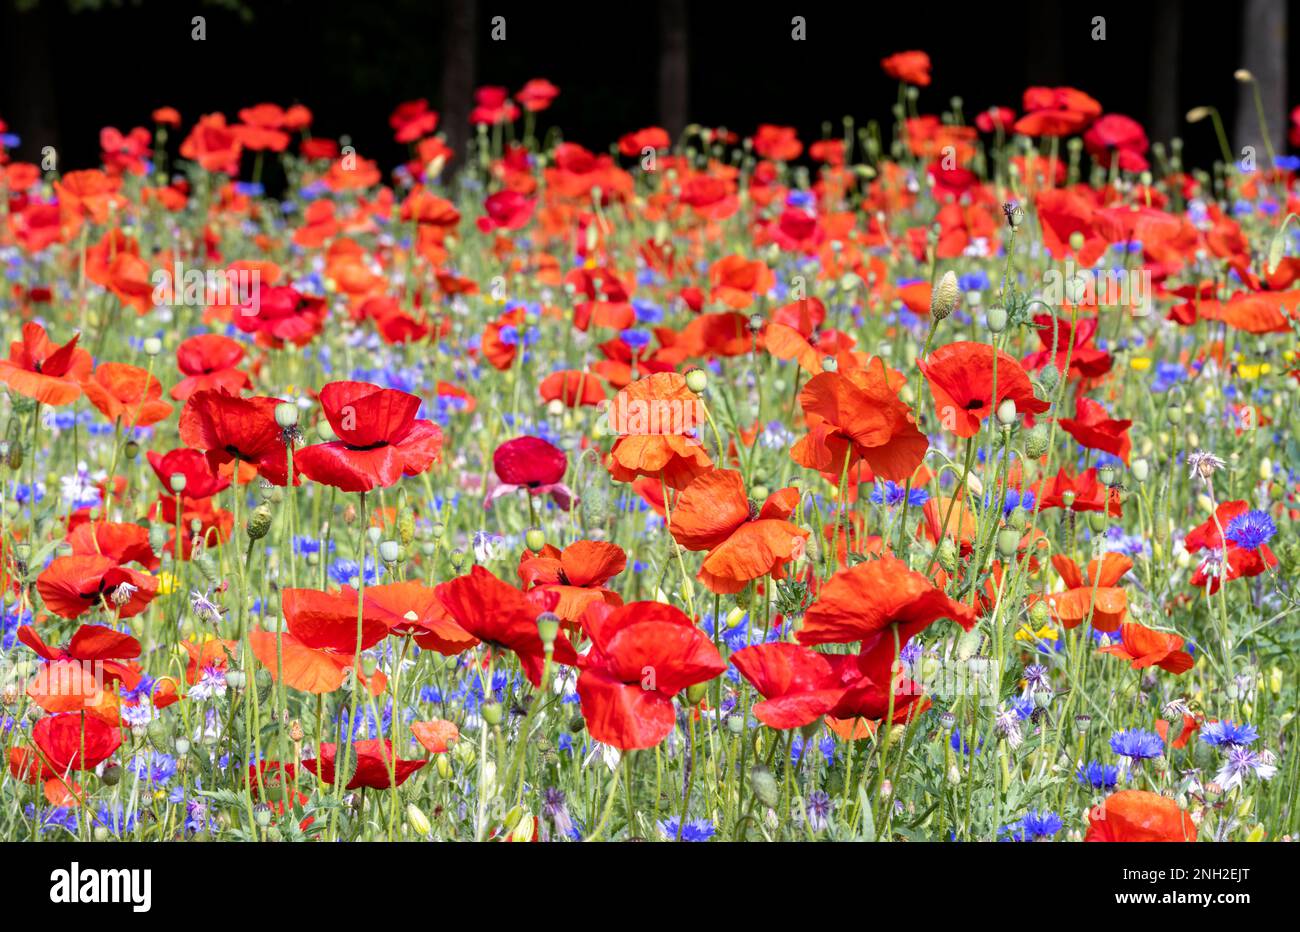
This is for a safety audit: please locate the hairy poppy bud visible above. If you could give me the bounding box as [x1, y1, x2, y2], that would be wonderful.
[102, 763, 123, 786]
[685, 680, 710, 705]
[1024, 424, 1049, 458]
[749, 765, 780, 808]
[246, 504, 273, 540]
[482, 702, 504, 727]
[995, 527, 1020, 559]
[995, 399, 1017, 426]
[930, 270, 958, 321]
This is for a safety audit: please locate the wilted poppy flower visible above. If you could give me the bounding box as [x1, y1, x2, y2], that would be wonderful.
[171, 333, 251, 401]
[918, 341, 1050, 438]
[435, 566, 578, 686]
[668, 469, 809, 594]
[792, 363, 929, 482]
[36, 555, 158, 620]
[798, 555, 976, 647]
[576, 601, 726, 749]
[518, 540, 626, 621]
[488, 435, 577, 510]
[1085, 790, 1196, 842]
[295, 381, 443, 493]
[880, 50, 931, 86]
[179, 389, 294, 486]
[604, 372, 713, 491]
[1047, 552, 1131, 632]
[80, 362, 173, 428]
[301, 739, 427, 790]
[1098, 623, 1194, 674]
[1058, 396, 1132, 463]
[0, 322, 93, 406]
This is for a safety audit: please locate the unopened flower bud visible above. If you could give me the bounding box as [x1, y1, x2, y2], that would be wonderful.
[685, 368, 708, 393]
[996, 398, 1017, 426]
[525, 528, 546, 552]
[142, 337, 163, 357]
[930, 270, 958, 321]
[246, 504, 273, 540]
[378, 539, 401, 564]
[985, 306, 1007, 333]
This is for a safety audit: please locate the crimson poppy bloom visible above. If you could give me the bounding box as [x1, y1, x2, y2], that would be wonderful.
[668, 469, 809, 595]
[576, 601, 726, 749]
[31, 712, 122, 776]
[172, 333, 251, 401]
[798, 555, 976, 647]
[0, 322, 93, 406]
[36, 555, 158, 620]
[518, 540, 627, 622]
[179, 389, 294, 486]
[232, 283, 328, 348]
[488, 435, 577, 510]
[515, 78, 560, 112]
[435, 566, 578, 686]
[1058, 396, 1132, 463]
[147, 447, 231, 499]
[1085, 790, 1196, 842]
[919, 342, 1050, 438]
[295, 381, 443, 493]
[1021, 315, 1113, 380]
[1083, 113, 1150, 173]
[301, 739, 428, 790]
[1098, 623, 1194, 674]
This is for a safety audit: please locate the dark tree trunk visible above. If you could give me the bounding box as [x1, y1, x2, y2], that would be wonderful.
[657, 0, 689, 141]
[1235, 0, 1287, 165]
[439, 0, 477, 162]
[1147, 0, 1182, 144]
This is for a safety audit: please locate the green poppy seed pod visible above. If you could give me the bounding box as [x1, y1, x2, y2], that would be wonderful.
[1088, 511, 1108, 533]
[1060, 491, 1077, 509]
[1131, 458, 1150, 484]
[1097, 465, 1117, 487]
[750, 483, 770, 502]
[685, 367, 708, 393]
[996, 527, 1020, 559]
[546, 398, 565, 417]
[985, 306, 1007, 333]
[1166, 404, 1184, 425]
[930, 270, 959, 321]
[525, 528, 546, 552]
[430, 522, 446, 541]
[995, 398, 1018, 426]
[685, 680, 710, 705]
[1024, 424, 1049, 458]
[1007, 509, 1027, 531]
[6, 441, 21, 471]
[482, 702, 504, 727]
[246, 504, 273, 540]
[141, 336, 163, 357]
[225, 668, 247, 690]
[169, 472, 187, 494]
[274, 402, 299, 429]
[93, 826, 110, 842]
[1068, 231, 1086, 252]
[726, 714, 745, 735]
[749, 765, 780, 808]
[536, 611, 560, 648]
[747, 313, 765, 333]
[378, 539, 401, 564]
[124, 440, 139, 460]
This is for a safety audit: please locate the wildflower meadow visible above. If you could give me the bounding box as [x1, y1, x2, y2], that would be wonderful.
[0, 18, 1298, 869]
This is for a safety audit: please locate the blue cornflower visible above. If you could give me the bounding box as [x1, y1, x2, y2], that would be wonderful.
[1199, 720, 1258, 748]
[870, 481, 929, 507]
[1076, 760, 1120, 790]
[1110, 728, 1163, 761]
[1225, 510, 1276, 550]
[1003, 808, 1062, 841]
[129, 751, 178, 785]
[658, 817, 716, 841]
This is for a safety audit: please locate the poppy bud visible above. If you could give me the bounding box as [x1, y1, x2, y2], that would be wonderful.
[124, 440, 139, 460]
[175, 737, 191, 756]
[525, 528, 546, 552]
[937, 538, 959, 574]
[5, 442, 19, 471]
[102, 763, 123, 786]
[142, 337, 163, 357]
[1024, 424, 1049, 458]
[930, 270, 958, 321]
[581, 480, 610, 527]
[996, 527, 1020, 558]
[407, 803, 432, 836]
[436, 755, 453, 779]
[1131, 458, 1150, 483]
[1037, 365, 1060, 397]
[1029, 599, 1050, 626]
[684, 368, 708, 393]
[749, 765, 780, 808]
[256, 669, 273, 704]
[1166, 404, 1183, 425]
[685, 680, 710, 705]
[985, 306, 1007, 333]
[482, 702, 504, 727]
[246, 504, 273, 540]
[147, 718, 172, 750]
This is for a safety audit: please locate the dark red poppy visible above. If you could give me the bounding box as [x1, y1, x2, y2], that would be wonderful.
[918, 341, 1050, 438]
[301, 739, 428, 790]
[295, 381, 443, 493]
[172, 333, 251, 401]
[146, 447, 231, 499]
[730, 642, 850, 729]
[477, 190, 536, 233]
[435, 566, 578, 686]
[487, 435, 576, 510]
[179, 389, 294, 486]
[576, 600, 726, 749]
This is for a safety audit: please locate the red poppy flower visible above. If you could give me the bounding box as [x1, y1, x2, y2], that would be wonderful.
[539, 369, 606, 407]
[1013, 87, 1101, 138]
[36, 555, 158, 620]
[411, 719, 460, 753]
[1021, 315, 1113, 380]
[918, 341, 1050, 438]
[751, 125, 802, 161]
[172, 333, 251, 401]
[974, 107, 1016, 133]
[1083, 113, 1149, 173]
[19, 624, 143, 715]
[179, 389, 294, 486]
[80, 362, 173, 428]
[515, 78, 560, 113]
[358, 581, 477, 655]
[1085, 790, 1196, 842]
[709, 254, 775, 309]
[179, 112, 243, 174]
[668, 469, 809, 594]
[470, 86, 521, 125]
[791, 363, 929, 482]
[295, 381, 443, 493]
[880, 50, 931, 86]
[477, 190, 536, 233]
[618, 126, 671, 158]
[604, 373, 713, 491]
[301, 739, 428, 790]
[390, 99, 439, 143]
[1058, 396, 1132, 463]
[488, 435, 577, 510]
[518, 540, 627, 622]
[1047, 552, 1131, 632]
[1098, 623, 1194, 674]
[248, 587, 390, 696]
[232, 283, 327, 348]
[147, 493, 234, 560]
[31, 712, 122, 775]
[0, 322, 93, 406]
[66, 520, 158, 571]
[1030, 467, 1122, 516]
[1184, 500, 1279, 593]
[435, 566, 578, 686]
[730, 642, 850, 729]
[798, 555, 976, 647]
[576, 601, 726, 749]
[146, 447, 231, 499]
